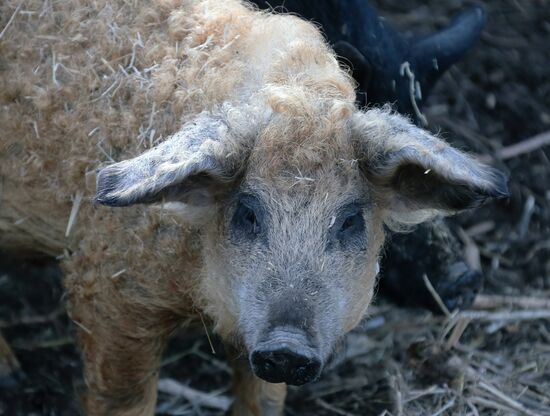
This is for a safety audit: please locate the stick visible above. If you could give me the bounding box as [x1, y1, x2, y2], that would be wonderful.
[157, 378, 232, 411]
[477, 381, 541, 416]
[0, 330, 20, 378]
[479, 130, 550, 163]
[464, 221, 495, 237]
[315, 399, 354, 416]
[473, 294, 550, 310]
[400, 61, 428, 126]
[445, 317, 471, 350]
[456, 227, 481, 272]
[0, 2, 22, 40]
[65, 191, 83, 237]
[431, 398, 456, 416]
[0, 308, 64, 329]
[458, 309, 550, 322]
[422, 273, 451, 317]
[198, 312, 216, 355]
[470, 396, 529, 415]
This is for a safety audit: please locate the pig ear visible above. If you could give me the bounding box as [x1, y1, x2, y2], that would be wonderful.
[95, 113, 246, 207]
[353, 108, 508, 225]
[411, 7, 486, 91]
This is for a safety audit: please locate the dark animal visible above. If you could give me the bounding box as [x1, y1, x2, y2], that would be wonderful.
[252, 0, 485, 121]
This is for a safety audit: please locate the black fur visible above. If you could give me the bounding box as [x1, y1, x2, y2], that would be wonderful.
[251, 0, 486, 121]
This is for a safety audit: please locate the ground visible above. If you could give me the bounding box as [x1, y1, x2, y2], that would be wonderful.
[1, 0, 549, 414]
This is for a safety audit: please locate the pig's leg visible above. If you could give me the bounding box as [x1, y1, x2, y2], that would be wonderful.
[72, 299, 178, 416]
[226, 345, 287, 416]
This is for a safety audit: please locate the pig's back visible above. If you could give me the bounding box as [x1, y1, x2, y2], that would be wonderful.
[0, 0, 250, 255]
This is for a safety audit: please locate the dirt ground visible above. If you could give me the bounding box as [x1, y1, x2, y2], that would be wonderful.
[1, 0, 549, 414]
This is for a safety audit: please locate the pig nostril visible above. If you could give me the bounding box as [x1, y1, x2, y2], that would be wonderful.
[250, 343, 321, 386]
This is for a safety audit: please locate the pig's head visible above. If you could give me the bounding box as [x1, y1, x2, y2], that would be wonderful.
[95, 104, 507, 386]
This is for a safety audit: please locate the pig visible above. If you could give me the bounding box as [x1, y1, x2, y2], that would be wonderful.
[250, 0, 489, 312]
[0, 0, 507, 414]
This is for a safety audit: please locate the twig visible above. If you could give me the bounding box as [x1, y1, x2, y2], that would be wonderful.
[473, 294, 550, 310]
[14, 336, 73, 350]
[0, 2, 22, 40]
[315, 399, 355, 416]
[456, 227, 481, 272]
[198, 312, 216, 355]
[399, 61, 428, 126]
[445, 317, 471, 350]
[0, 330, 20, 376]
[457, 309, 550, 322]
[305, 376, 370, 398]
[517, 194, 536, 239]
[65, 191, 83, 237]
[390, 372, 404, 416]
[465, 221, 495, 237]
[431, 398, 456, 416]
[157, 378, 232, 411]
[477, 381, 541, 416]
[0, 308, 64, 328]
[72, 319, 92, 335]
[405, 386, 449, 403]
[192, 348, 232, 373]
[422, 274, 451, 317]
[479, 130, 550, 162]
[470, 396, 527, 414]
[450, 356, 548, 415]
[465, 398, 480, 416]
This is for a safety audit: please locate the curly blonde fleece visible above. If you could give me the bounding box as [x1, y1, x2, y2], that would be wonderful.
[0, 0, 359, 413]
[0, 0, 356, 249]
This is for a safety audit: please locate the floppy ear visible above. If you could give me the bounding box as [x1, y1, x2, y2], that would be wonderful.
[352, 108, 508, 226]
[95, 112, 248, 207]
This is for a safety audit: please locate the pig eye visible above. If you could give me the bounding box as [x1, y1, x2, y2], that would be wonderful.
[332, 205, 366, 249]
[231, 196, 263, 238]
[338, 212, 365, 239]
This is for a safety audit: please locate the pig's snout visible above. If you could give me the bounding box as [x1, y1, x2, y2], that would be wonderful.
[250, 329, 321, 385]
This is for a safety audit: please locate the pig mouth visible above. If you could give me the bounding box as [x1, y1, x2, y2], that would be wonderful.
[249, 328, 323, 385]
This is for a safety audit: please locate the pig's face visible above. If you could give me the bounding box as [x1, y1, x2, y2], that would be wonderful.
[95, 107, 507, 386]
[201, 157, 386, 384]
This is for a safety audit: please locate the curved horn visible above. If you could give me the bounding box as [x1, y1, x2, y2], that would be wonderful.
[411, 6, 486, 91]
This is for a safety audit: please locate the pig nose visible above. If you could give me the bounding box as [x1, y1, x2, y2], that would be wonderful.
[250, 335, 321, 385]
